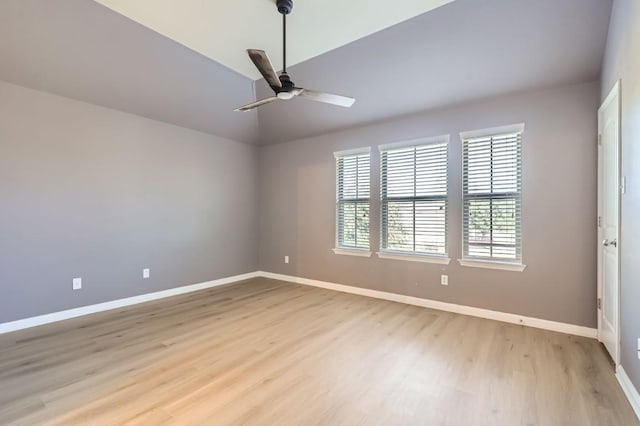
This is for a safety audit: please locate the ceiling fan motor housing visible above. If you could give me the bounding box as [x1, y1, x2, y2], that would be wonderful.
[276, 0, 293, 15]
[279, 72, 295, 91]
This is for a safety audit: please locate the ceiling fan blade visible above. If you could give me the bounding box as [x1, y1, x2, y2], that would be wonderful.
[234, 97, 279, 112]
[247, 49, 282, 90]
[299, 89, 356, 108]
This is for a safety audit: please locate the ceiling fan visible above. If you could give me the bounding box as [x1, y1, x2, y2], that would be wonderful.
[234, 0, 356, 112]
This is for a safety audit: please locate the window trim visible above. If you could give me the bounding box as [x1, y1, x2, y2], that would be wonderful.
[334, 147, 372, 159]
[334, 147, 372, 252]
[378, 135, 450, 259]
[460, 123, 525, 265]
[457, 258, 526, 272]
[377, 251, 451, 265]
[378, 135, 449, 152]
[459, 123, 525, 142]
[333, 248, 372, 258]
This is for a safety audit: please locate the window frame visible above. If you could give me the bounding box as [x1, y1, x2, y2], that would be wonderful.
[377, 136, 451, 264]
[334, 147, 372, 256]
[459, 124, 526, 271]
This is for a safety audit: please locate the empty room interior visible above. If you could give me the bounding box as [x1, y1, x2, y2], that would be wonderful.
[1, 0, 640, 424]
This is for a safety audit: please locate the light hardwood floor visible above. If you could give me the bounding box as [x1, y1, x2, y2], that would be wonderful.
[0, 278, 637, 425]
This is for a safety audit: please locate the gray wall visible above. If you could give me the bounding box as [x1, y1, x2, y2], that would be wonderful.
[259, 81, 599, 328]
[0, 81, 258, 323]
[601, 0, 640, 393]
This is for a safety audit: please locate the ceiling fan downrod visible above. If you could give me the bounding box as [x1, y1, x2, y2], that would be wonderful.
[277, 0, 293, 73]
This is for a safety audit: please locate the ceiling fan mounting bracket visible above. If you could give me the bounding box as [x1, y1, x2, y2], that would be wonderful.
[276, 0, 293, 15]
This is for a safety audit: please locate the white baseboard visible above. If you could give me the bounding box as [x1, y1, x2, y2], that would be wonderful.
[617, 366, 640, 422]
[258, 271, 597, 339]
[0, 270, 598, 341]
[0, 271, 261, 335]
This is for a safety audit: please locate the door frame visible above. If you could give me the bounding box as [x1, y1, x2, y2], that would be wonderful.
[597, 80, 621, 365]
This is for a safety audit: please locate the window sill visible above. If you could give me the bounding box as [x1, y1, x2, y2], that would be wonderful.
[377, 251, 451, 265]
[333, 248, 372, 258]
[457, 259, 527, 272]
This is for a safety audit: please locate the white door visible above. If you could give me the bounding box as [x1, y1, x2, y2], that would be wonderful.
[597, 81, 621, 364]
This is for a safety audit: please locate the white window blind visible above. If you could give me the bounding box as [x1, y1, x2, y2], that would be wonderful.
[380, 141, 448, 255]
[336, 151, 370, 249]
[463, 131, 522, 262]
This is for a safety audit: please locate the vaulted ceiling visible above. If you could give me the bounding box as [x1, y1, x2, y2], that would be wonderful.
[0, 0, 259, 144]
[255, 0, 612, 143]
[93, 0, 456, 80]
[0, 0, 612, 145]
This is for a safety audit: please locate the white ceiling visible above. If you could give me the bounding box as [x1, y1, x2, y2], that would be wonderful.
[93, 0, 455, 80]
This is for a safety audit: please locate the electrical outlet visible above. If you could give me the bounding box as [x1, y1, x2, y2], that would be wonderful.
[441, 275, 448, 286]
[285, 256, 289, 264]
[72, 277, 82, 290]
[143, 268, 150, 279]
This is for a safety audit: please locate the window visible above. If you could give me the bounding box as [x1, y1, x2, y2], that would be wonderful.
[335, 149, 371, 251]
[462, 125, 523, 264]
[380, 138, 448, 258]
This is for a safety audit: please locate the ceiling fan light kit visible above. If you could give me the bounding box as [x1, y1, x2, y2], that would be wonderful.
[234, 0, 356, 112]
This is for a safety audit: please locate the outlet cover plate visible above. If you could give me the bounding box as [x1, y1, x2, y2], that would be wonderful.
[72, 277, 82, 290]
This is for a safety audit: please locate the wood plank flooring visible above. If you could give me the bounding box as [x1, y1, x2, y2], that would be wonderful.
[0, 278, 637, 425]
